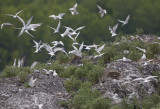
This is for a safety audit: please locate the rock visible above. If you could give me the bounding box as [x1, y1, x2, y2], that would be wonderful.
[0, 73, 69, 109]
[94, 61, 159, 104]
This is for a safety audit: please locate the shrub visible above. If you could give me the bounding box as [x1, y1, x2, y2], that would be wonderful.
[72, 82, 101, 109]
[75, 68, 86, 79]
[62, 65, 77, 78]
[56, 52, 70, 64]
[87, 65, 103, 83]
[64, 76, 82, 93]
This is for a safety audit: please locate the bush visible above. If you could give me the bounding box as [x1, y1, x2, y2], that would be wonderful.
[87, 65, 103, 83]
[61, 65, 77, 78]
[64, 76, 82, 93]
[56, 52, 70, 64]
[71, 82, 101, 109]
[75, 68, 86, 79]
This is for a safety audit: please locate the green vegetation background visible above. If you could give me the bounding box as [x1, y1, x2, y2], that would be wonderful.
[0, 0, 160, 70]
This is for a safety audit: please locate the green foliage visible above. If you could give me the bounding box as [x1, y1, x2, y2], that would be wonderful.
[64, 76, 82, 93]
[61, 65, 77, 78]
[71, 82, 101, 109]
[75, 68, 86, 79]
[56, 52, 70, 64]
[0, 66, 32, 83]
[87, 65, 103, 83]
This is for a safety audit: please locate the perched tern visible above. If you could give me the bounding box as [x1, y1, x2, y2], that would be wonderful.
[29, 76, 37, 87]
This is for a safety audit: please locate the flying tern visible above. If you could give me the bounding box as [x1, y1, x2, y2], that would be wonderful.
[51, 40, 64, 47]
[69, 3, 79, 15]
[31, 61, 38, 68]
[109, 24, 119, 37]
[118, 14, 130, 26]
[97, 5, 107, 18]
[33, 40, 42, 53]
[48, 20, 61, 33]
[1, 23, 13, 29]
[69, 42, 84, 57]
[49, 13, 65, 20]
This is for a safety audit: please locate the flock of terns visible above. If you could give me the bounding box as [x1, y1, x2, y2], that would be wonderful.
[1, 3, 160, 107]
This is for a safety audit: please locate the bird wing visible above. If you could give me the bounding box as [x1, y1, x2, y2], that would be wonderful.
[25, 30, 35, 38]
[48, 25, 56, 31]
[75, 26, 86, 32]
[59, 13, 65, 17]
[17, 16, 25, 27]
[79, 42, 84, 52]
[97, 44, 105, 52]
[16, 10, 23, 16]
[74, 3, 78, 8]
[97, 5, 103, 11]
[26, 16, 33, 27]
[125, 14, 130, 22]
[56, 20, 61, 30]
[113, 24, 119, 31]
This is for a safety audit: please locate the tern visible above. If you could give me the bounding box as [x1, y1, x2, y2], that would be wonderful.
[49, 13, 65, 20]
[51, 40, 64, 47]
[118, 14, 130, 26]
[31, 61, 38, 68]
[33, 40, 42, 53]
[69, 42, 84, 57]
[97, 5, 107, 18]
[53, 47, 70, 58]
[95, 44, 105, 54]
[5, 10, 23, 18]
[29, 76, 37, 87]
[1, 23, 13, 29]
[13, 58, 16, 66]
[18, 16, 35, 38]
[123, 57, 132, 62]
[109, 24, 119, 37]
[69, 3, 79, 15]
[53, 70, 58, 77]
[33, 96, 43, 109]
[61, 26, 77, 38]
[48, 20, 61, 33]
[42, 69, 54, 75]
[132, 76, 158, 83]
[135, 47, 146, 53]
[140, 53, 146, 61]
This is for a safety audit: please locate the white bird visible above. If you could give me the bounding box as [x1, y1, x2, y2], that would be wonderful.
[17, 57, 25, 67]
[28, 23, 42, 31]
[49, 13, 65, 20]
[97, 5, 107, 18]
[69, 42, 84, 57]
[13, 58, 16, 66]
[95, 44, 105, 54]
[61, 26, 77, 38]
[18, 16, 35, 38]
[53, 70, 58, 77]
[5, 10, 23, 18]
[1, 22, 13, 29]
[109, 24, 119, 37]
[31, 61, 38, 68]
[122, 57, 132, 62]
[69, 3, 79, 15]
[48, 20, 61, 33]
[135, 47, 146, 53]
[51, 40, 64, 47]
[140, 53, 146, 61]
[53, 47, 70, 58]
[118, 14, 130, 26]
[33, 40, 42, 53]
[94, 52, 105, 59]
[42, 69, 53, 75]
[132, 76, 158, 83]
[29, 76, 37, 87]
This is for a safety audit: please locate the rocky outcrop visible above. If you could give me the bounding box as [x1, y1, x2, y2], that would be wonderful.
[94, 61, 160, 104]
[0, 73, 68, 109]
